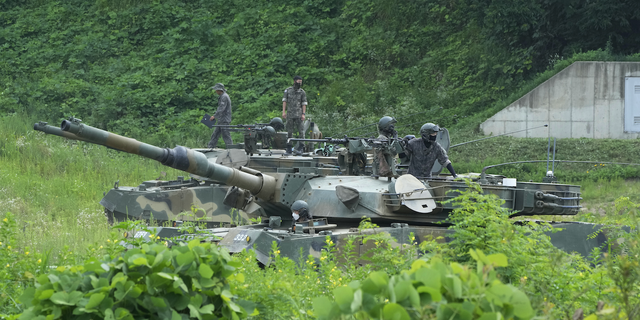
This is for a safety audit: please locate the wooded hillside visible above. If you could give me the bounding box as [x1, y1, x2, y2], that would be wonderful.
[1, 0, 639, 145]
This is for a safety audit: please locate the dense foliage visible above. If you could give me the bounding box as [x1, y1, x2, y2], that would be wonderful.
[2, 0, 640, 146]
[3, 182, 640, 319]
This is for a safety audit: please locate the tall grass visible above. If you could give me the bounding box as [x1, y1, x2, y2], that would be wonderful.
[0, 114, 181, 263]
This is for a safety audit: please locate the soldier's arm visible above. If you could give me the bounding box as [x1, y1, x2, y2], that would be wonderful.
[282, 89, 288, 118]
[436, 145, 452, 167]
[301, 91, 308, 120]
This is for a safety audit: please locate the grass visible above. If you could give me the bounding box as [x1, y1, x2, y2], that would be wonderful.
[1, 113, 640, 262]
[0, 114, 182, 263]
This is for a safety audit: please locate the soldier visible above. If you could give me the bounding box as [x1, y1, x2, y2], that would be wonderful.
[405, 123, 457, 179]
[208, 83, 233, 148]
[291, 200, 312, 232]
[398, 134, 415, 166]
[372, 116, 403, 178]
[282, 75, 308, 155]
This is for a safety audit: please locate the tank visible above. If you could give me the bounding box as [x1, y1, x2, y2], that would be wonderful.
[36, 118, 341, 226]
[42, 118, 603, 265]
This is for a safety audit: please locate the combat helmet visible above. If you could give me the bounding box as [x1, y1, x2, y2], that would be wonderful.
[419, 123, 440, 140]
[262, 125, 276, 137]
[268, 117, 285, 132]
[377, 116, 397, 136]
[291, 200, 310, 218]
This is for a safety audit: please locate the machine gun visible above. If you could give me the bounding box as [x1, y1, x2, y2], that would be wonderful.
[209, 117, 285, 155]
[289, 136, 404, 176]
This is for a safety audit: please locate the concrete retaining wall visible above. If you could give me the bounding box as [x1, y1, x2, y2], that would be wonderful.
[480, 61, 640, 139]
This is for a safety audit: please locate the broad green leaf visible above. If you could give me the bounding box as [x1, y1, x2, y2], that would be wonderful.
[177, 251, 195, 266]
[105, 309, 115, 320]
[150, 297, 167, 308]
[437, 303, 473, 320]
[68, 291, 83, 305]
[410, 259, 428, 272]
[50, 292, 74, 306]
[191, 294, 203, 308]
[38, 289, 54, 300]
[19, 287, 36, 307]
[133, 257, 149, 266]
[188, 239, 201, 250]
[200, 304, 214, 314]
[333, 286, 354, 312]
[199, 277, 216, 288]
[157, 272, 177, 280]
[508, 289, 533, 318]
[417, 286, 442, 302]
[409, 286, 420, 309]
[313, 296, 333, 318]
[369, 271, 389, 290]
[394, 280, 412, 302]
[114, 307, 134, 320]
[350, 289, 363, 313]
[198, 264, 214, 279]
[153, 252, 165, 268]
[477, 312, 501, 320]
[413, 268, 441, 290]
[85, 293, 105, 310]
[382, 303, 411, 320]
[188, 304, 201, 320]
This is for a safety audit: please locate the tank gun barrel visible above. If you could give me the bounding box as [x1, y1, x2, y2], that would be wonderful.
[59, 119, 276, 200]
[34, 121, 86, 141]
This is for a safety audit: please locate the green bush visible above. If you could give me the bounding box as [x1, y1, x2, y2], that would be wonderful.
[15, 239, 253, 319]
[313, 249, 533, 319]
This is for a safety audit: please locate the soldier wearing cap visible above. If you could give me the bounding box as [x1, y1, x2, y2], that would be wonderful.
[207, 83, 233, 148]
[405, 123, 457, 179]
[282, 75, 308, 154]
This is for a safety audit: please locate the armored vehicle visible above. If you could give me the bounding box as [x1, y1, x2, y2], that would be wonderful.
[44, 119, 602, 265]
[36, 119, 339, 226]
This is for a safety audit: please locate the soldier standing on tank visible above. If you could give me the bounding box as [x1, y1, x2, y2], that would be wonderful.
[405, 123, 458, 179]
[291, 200, 312, 232]
[207, 83, 233, 148]
[372, 116, 404, 178]
[282, 76, 308, 155]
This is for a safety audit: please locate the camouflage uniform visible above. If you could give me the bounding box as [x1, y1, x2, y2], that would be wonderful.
[208, 91, 233, 148]
[373, 134, 403, 177]
[405, 138, 451, 178]
[283, 86, 307, 151]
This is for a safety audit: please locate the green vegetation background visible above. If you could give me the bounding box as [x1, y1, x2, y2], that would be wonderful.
[2, 0, 640, 317]
[2, 0, 640, 145]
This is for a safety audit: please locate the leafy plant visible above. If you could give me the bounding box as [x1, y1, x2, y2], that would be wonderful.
[313, 249, 534, 319]
[16, 239, 253, 319]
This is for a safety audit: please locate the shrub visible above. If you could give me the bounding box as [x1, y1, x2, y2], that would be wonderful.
[313, 249, 534, 319]
[15, 239, 253, 319]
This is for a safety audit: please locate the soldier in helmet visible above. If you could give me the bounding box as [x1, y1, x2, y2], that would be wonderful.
[282, 76, 308, 155]
[405, 123, 457, 179]
[291, 200, 312, 232]
[372, 116, 403, 178]
[207, 83, 234, 148]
